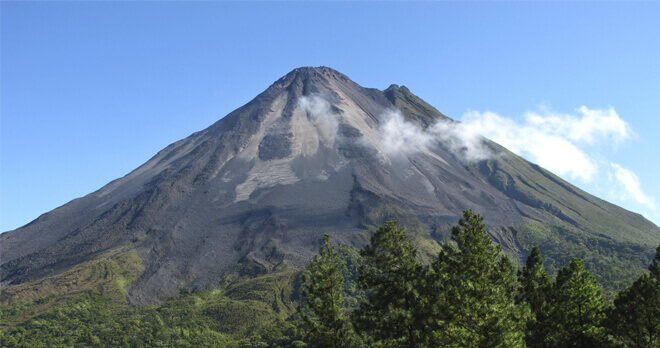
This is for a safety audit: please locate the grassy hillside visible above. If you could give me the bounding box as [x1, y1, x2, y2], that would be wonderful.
[0, 256, 303, 347]
[0, 245, 144, 329]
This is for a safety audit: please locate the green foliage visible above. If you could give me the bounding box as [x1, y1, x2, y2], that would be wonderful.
[515, 222, 654, 298]
[548, 257, 607, 347]
[609, 244, 660, 347]
[520, 247, 552, 313]
[0, 266, 302, 347]
[337, 245, 365, 309]
[651, 244, 660, 278]
[357, 196, 441, 264]
[353, 220, 429, 347]
[0, 296, 55, 328]
[299, 234, 354, 348]
[0, 247, 144, 308]
[431, 209, 527, 347]
[518, 246, 553, 347]
[609, 273, 660, 347]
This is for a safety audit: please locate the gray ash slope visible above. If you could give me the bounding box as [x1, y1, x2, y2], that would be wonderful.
[2, 67, 659, 304]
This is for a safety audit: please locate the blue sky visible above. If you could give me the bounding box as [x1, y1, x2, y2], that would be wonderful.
[2, 1, 659, 231]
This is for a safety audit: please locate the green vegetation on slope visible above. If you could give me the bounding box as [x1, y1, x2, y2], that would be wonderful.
[1, 245, 144, 305]
[515, 222, 654, 297]
[0, 258, 302, 347]
[473, 147, 657, 247]
[0, 245, 144, 330]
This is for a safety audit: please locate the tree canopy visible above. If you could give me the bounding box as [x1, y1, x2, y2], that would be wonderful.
[430, 209, 527, 347]
[519, 245, 553, 347]
[299, 234, 353, 348]
[609, 244, 660, 347]
[353, 220, 429, 347]
[549, 257, 606, 347]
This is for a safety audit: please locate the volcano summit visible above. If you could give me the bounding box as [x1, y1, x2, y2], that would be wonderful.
[2, 67, 659, 304]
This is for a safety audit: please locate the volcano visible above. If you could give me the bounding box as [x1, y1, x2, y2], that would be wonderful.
[2, 67, 659, 304]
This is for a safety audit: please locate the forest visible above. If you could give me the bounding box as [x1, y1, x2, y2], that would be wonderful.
[1, 210, 658, 347]
[299, 210, 660, 347]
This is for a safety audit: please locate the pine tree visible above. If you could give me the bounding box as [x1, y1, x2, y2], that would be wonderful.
[548, 257, 606, 347]
[519, 246, 552, 347]
[353, 220, 429, 347]
[430, 209, 527, 347]
[650, 244, 660, 280]
[609, 244, 660, 347]
[299, 234, 352, 348]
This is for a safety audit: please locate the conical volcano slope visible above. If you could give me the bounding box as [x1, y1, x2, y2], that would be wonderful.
[2, 67, 659, 304]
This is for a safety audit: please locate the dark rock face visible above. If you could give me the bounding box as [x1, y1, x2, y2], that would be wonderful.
[2, 66, 659, 305]
[259, 134, 292, 160]
[338, 124, 362, 138]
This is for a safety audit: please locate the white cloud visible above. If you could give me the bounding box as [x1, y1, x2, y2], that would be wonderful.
[611, 163, 656, 210]
[458, 110, 598, 181]
[525, 134, 598, 181]
[380, 109, 433, 155]
[299, 94, 339, 142]
[300, 94, 330, 120]
[430, 118, 491, 161]
[524, 106, 633, 146]
[380, 109, 491, 161]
